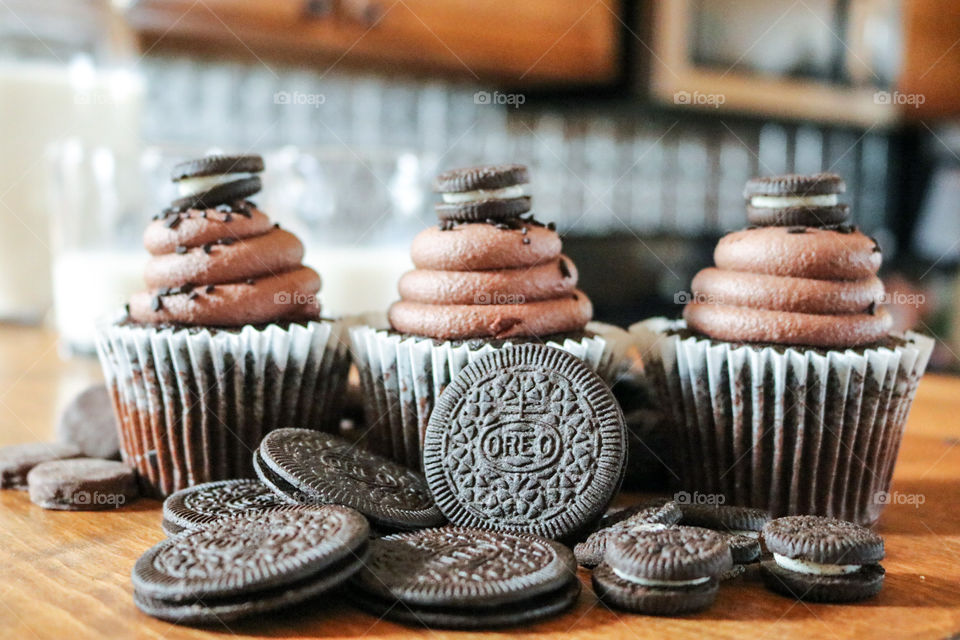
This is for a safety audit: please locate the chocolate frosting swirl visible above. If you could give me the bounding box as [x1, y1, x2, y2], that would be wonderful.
[684, 226, 890, 347]
[128, 206, 321, 327]
[388, 222, 592, 340]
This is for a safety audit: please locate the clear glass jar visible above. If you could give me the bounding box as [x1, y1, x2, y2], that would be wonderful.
[0, 0, 142, 325]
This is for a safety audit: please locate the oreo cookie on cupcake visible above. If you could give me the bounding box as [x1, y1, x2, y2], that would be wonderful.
[95, 154, 351, 497]
[632, 173, 933, 524]
[350, 163, 630, 468]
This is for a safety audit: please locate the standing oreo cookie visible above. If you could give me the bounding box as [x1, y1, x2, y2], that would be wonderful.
[56, 385, 120, 459]
[169, 153, 264, 210]
[678, 503, 768, 564]
[574, 500, 682, 567]
[593, 526, 732, 615]
[350, 527, 579, 629]
[133, 505, 369, 624]
[760, 515, 885, 602]
[434, 163, 531, 222]
[423, 345, 626, 541]
[255, 429, 444, 531]
[744, 172, 848, 227]
[162, 479, 285, 536]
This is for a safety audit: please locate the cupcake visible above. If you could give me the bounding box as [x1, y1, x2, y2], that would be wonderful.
[95, 154, 351, 497]
[350, 164, 631, 469]
[632, 173, 933, 525]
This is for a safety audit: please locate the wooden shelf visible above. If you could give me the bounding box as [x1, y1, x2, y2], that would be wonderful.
[1, 326, 959, 639]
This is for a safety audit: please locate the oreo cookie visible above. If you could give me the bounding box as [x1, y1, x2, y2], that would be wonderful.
[162, 479, 285, 535]
[435, 196, 532, 223]
[170, 176, 262, 211]
[434, 164, 529, 193]
[27, 458, 138, 510]
[592, 526, 732, 615]
[171, 154, 264, 181]
[760, 515, 885, 602]
[423, 345, 627, 540]
[350, 527, 580, 629]
[743, 172, 846, 199]
[132, 505, 369, 624]
[255, 429, 444, 531]
[0, 442, 82, 490]
[575, 500, 682, 567]
[433, 164, 531, 223]
[743, 173, 848, 228]
[56, 385, 120, 459]
[677, 503, 768, 564]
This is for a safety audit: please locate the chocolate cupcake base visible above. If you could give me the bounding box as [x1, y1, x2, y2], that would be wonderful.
[96, 317, 351, 497]
[631, 318, 933, 525]
[349, 315, 632, 469]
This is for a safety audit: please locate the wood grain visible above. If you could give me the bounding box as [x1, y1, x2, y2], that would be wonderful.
[1, 326, 959, 639]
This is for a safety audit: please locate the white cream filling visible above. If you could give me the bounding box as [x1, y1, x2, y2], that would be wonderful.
[773, 553, 861, 576]
[612, 567, 711, 588]
[441, 184, 529, 203]
[750, 194, 838, 208]
[177, 172, 255, 197]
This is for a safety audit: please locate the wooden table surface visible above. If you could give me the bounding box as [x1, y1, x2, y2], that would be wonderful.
[1, 326, 959, 640]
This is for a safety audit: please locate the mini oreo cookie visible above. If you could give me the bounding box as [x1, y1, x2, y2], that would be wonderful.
[423, 345, 627, 541]
[170, 176, 262, 211]
[760, 515, 885, 602]
[350, 527, 579, 629]
[433, 163, 529, 193]
[435, 196, 531, 223]
[0, 442, 82, 490]
[746, 203, 849, 227]
[256, 429, 444, 531]
[678, 503, 768, 564]
[27, 458, 138, 510]
[574, 500, 682, 568]
[171, 154, 264, 181]
[133, 505, 369, 624]
[743, 172, 846, 198]
[56, 385, 120, 460]
[162, 479, 285, 535]
[594, 526, 732, 615]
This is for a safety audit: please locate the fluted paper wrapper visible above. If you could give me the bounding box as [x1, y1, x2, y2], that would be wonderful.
[350, 315, 632, 469]
[631, 318, 933, 525]
[96, 317, 351, 497]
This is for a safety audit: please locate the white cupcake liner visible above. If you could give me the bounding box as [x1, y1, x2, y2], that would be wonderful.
[96, 316, 351, 497]
[349, 315, 632, 470]
[630, 318, 933, 525]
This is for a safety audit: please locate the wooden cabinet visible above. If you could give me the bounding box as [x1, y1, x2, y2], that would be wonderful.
[127, 0, 621, 86]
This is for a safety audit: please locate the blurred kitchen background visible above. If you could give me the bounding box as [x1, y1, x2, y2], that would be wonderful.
[2, 0, 960, 371]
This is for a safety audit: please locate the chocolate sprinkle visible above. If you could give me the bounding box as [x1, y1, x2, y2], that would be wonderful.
[246, 278, 255, 285]
[219, 237, 236, 246]
[273, 222, 281, 229]
[867, 301, 877, 315]
[521, 227, 529, 235]
[203, 244, 213, 254]
[559, 259, 571, 278]
[165, 215, 182, 229]
[216, 204, 231, 212]
[205, 285, 215, 294]
[787, 227, 807, 234]
[522, 237, 531, 245]
[175, 246, 187, 254]
[201, 211, 208, 219]
[151, 296, 163, 312]
[547, 222, 557, 231]
[870, 236, 882, 253]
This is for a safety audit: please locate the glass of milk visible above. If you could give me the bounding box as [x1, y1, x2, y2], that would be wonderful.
[0, 0, 142, 325]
